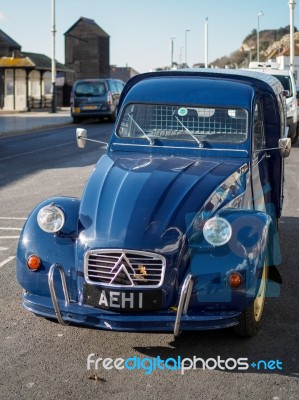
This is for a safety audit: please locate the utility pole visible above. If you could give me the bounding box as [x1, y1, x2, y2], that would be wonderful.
[170, 36, 175, 68]
[289, 0, 296, 75]
[205, 18, 208, 68]
[51, 0, 56, 113]
[257, 11, 264, 62]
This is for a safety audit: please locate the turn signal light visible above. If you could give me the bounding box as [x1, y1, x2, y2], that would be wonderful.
[27, 255, 41, 271]
[228, 272, 242, 288]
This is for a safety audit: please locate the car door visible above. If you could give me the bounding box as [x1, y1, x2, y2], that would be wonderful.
[251, 100, 272, 213]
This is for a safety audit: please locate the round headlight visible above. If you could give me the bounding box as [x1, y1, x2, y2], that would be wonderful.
[37, 205, 65, 233]
[203, 216, 232, 247]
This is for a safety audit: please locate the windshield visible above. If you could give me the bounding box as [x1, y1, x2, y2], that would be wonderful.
[117, 104, 247, 144]
[74, 82, 106, 97]
[273, 75, 293, 97]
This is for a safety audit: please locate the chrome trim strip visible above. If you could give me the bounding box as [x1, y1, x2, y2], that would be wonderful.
[110, 142, 249, 155]
[48, 263, 70, 326]
[174, 274, 194, 337]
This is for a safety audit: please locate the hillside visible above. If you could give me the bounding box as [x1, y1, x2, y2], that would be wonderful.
[209, 25, 298, 68]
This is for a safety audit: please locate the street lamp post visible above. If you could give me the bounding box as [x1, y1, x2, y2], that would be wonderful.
[257, 11, 264, 62]
[51, 0, 56, 113]
[185, 29, 190, 67]
[170, 36, 175, 68]
[289, 0, 296, 75]
[205, 18, 208, 68]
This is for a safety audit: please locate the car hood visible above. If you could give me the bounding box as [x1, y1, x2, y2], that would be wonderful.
[78, 153, 248, 252]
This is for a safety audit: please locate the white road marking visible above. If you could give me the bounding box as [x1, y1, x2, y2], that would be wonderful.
[0, 217, 27, 220]
[0, 246, 8, 251]
[0, 236, 20, 239]
[0, 227, 22, 231]
[0, 256, 15, 268]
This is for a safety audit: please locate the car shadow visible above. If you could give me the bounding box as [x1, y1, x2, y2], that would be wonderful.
[131, 216, 299, 378]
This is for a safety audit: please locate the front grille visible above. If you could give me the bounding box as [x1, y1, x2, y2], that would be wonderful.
[84, 249, 166, 288]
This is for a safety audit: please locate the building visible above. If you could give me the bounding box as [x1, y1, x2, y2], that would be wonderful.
[266, 44, 299, 83]
[64, 17, 110, 84]
[0, 51, 68, 111]
[110, 65, 139, 83]
[0, 29, 21, 108]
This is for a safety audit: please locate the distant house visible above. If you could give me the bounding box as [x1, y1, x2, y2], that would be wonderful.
[0, 50, 68, 111]
[267, 44, 299, 83]
[110, 65, 139, 83]
[0, 29, 21, 108]
[64, 17, 110, 85]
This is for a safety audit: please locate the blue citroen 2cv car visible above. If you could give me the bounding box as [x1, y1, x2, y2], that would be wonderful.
[16, 69, 291, 337]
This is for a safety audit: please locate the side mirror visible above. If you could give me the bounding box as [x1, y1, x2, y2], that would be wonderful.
[76, 128, 87, 148]
[279, 137, 291, 158]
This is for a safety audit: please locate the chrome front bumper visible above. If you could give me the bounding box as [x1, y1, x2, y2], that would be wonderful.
[48, 263, 195, 337]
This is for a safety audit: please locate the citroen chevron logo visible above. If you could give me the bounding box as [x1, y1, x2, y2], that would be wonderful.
[110, 253, 136, 285]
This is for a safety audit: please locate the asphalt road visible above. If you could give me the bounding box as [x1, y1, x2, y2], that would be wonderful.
[0, 124, 298, 400]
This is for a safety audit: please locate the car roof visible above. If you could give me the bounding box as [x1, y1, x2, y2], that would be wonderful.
[118, 68, 284, 110]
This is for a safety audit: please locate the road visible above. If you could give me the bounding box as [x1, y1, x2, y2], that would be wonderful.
[0, 124, 298, 400]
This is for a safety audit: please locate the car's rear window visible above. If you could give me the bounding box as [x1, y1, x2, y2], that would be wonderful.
[74, 82, 106, 97]
[117, 104, 248, 144]
[272, 75, 293, 97]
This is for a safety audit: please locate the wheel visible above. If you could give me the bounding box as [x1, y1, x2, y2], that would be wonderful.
[291, 125, 299, 145]
[234, 263, 268, 337]
[109, 108, 118, 122]
[72, 116, 81, 124]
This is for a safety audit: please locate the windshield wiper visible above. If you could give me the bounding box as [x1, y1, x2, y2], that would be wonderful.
[128, 113, 154, 145]
[175, 116, 204, 148]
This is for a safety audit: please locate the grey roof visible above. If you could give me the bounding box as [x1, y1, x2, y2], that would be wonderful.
[64, 17, 110, 38]
[0, 29, 21, 49]
[21, 52, 69, 71]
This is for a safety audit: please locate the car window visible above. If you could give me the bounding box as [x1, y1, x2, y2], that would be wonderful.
[117, 104, 248, 144]
[253, 102, 265, 150]
[272, 75, 293, 97]
[74, 82, 106, 97]
[109, 81, 118, 93]
[116, 81, 125, 93]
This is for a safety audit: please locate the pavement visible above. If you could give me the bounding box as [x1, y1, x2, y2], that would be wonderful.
[0, 108, 73, 137]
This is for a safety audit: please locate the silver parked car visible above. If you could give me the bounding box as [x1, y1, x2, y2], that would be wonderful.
[70, 78, 125, 123]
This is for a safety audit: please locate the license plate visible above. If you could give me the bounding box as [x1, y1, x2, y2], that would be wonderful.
[83, 285, 162, 311]
[82, 105, 97, 110]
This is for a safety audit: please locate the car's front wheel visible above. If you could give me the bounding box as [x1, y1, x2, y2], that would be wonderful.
[234, 263, 268, 337]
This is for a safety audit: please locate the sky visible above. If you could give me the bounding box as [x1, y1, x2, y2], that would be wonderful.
[0, 0, 298, 73]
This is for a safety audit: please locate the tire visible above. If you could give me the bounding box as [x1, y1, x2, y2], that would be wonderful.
[291, 125, 299, 145]
[109, 109, 117, 122]
[234, 263, 268, 337]
[72, 116, 81, 124]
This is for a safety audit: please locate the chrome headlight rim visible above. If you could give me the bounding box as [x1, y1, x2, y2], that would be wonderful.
[203, 216, 232, 247]
[37, 204, 65, 233]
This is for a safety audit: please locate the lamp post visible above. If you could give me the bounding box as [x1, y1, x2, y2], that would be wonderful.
[205, 17, 208, 68]
[185, 29, 190, 67]
[289, 0, 296, 75]
[257, 11, 264, 62]
[51, 0, 56, 113]
[170, 36, 175, 68]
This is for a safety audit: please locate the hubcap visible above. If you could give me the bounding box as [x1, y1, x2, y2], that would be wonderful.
[254, 265, 267, 322]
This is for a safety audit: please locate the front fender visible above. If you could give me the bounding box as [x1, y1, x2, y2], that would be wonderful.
[187, 209, 272, 311]
[16, 197, 80, 298]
